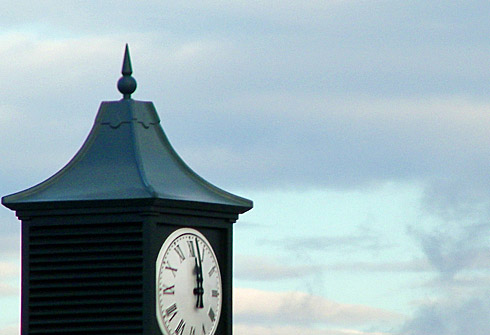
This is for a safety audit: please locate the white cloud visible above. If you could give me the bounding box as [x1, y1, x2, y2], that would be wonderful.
[0, 229, 19, 255]
[234, 324, 394, 335]
[0, 262, 18, 279]
[0, 282, 18, 296]
[234, 287, 403, 327]
[0, 260, 19, 297]
[0, 324, 18, 335]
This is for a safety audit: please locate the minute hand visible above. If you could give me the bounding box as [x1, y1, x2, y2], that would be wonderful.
[195, 237, 204, 308]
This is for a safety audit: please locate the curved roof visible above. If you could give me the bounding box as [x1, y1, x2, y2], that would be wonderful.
[2, 99, 252, 213]
[2, 46, 252, 214]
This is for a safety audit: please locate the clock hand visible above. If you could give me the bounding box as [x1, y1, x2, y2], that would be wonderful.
[194, 237, 204, 308]
[194, 258, 203, 305]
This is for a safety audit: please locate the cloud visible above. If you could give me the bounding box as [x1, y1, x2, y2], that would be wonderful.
[0, 324, 18, 335]
[419, 275, 490, 292]
[400, 293, 490, 335]
[0, 33, 125, 192]
[325, 260, 430, 273]
[0, 262, 19, 279]
[264, 223, 391, 254]
[403, 189, 490, 334]
[0, 283, 18, 296]
[0, 2, 488, 335]
[235, 253, 431, 283]
[422, 178, 490, 222]
[234, 287, 403, 327]
[234, 255, 321, 281]
[0, 261, 19, 298]
[234, 324, 394, 335]
[1, 13, 489, 202]
[0, 214, 20, 245]
[176, 94, 490, 195]
[409, 221, 490, 281]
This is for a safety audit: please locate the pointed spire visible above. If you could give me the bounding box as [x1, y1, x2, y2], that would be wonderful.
[121, 44, 133, 76]
[117, 44, 137, 99]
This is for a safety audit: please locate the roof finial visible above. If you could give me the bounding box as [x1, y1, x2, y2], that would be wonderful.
[117, 44, 137, 99]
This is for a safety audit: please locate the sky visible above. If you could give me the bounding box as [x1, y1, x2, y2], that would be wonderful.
[0, 1, 489, 334]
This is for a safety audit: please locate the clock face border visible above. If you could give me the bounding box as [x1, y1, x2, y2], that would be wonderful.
[155, 227, 223, 335]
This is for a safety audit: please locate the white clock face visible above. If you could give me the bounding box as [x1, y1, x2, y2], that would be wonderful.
[156, 228, 222, 335]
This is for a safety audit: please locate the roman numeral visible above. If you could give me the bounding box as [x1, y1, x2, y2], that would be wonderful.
[189, 326, 196, 335]
[212, 289, 219, 298]
[208, 307, 215, 322]
[202, 324, 206, 335]
[165, 303, 178, 322]
[165, 263, 178, 277]
[187, 240, 196, 258]
[161, 285, 175, 295]
[175, 319, 186, 335]
[175, 245, 186, 262]
[208, 265, 216, 277]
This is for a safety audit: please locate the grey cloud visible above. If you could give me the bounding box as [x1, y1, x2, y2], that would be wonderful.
[263, 223, 392, 254]
[420, 275, 490, 291]
[234, 255, 321, 281]
[1, 4, 489, 199]
[0, 3, 488, 335]
[422, 178, 490, 222]
[234, 254, 430, 281]
[168, 94, 490, 199]
[409, 221, 490, 280]
[0, 241, 19, 258]
[400, 293, 490, 335]
[0, 214, 20, 253]
[325, 260, 430, 273]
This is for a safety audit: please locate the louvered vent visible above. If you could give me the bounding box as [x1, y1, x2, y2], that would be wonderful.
[28, 221, 143, 334]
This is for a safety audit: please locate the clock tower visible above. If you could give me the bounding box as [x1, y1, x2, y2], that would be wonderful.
[2, 45, 252, 335]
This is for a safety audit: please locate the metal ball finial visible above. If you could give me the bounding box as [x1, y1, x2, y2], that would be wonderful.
[117, 44, 137, 99]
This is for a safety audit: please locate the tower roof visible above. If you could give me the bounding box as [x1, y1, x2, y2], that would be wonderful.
[2, 46, 252, 214]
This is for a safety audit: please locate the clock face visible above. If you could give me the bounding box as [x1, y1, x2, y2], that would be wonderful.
[156, 228, 222, 335]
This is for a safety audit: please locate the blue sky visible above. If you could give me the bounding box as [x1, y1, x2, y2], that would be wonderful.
[1, 1, 489, 334]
